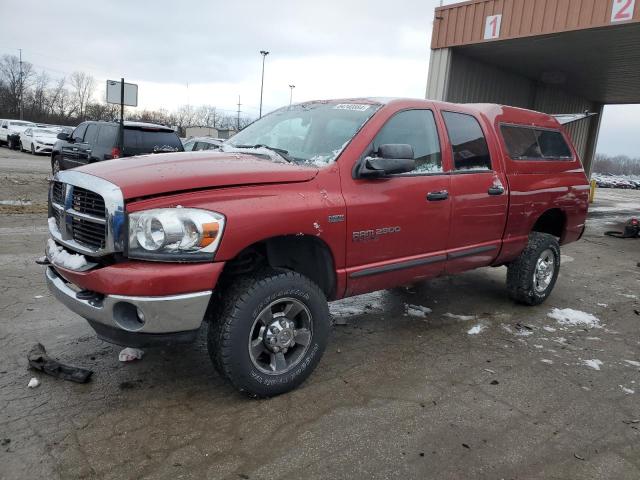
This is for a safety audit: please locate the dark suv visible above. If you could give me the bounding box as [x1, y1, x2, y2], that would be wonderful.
[51, 121, 183, 174]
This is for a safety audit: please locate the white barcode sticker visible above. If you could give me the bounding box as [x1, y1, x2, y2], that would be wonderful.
[333, 104, 371, 111]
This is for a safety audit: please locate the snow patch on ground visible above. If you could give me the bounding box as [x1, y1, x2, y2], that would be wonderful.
[541, 359, 554, 364]
[623, 360, 640, 367]
[597, 303, 608, 308]
[0, 199, 32, 206]
[330, 291, 385, 318]
[405, 304, 432, 318]
[46, 239, 87, 270]
[583, 359, 603, 370]
[467, 324, 485, 335]
[560, 255, 574, 264]
[616, 292, 638, 299]
[444, 313, 475, 321]
[620, 385, 635, 394]
[547, 308, 601, 329]
[543, 326, 557, 332]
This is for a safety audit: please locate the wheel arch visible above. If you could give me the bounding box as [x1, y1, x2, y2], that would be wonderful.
[531, 208, 567, 241]
[218, 234, 337, 299]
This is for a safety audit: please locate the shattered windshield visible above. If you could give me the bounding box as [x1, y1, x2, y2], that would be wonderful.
[223, 102, 380, 166]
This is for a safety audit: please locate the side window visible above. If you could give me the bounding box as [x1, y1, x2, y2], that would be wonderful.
[72, 123, 87, 142]
[501, 125, 573, 160]
[183, 140, 196, 151]
[97, 125, 118, 147]
[442, 111, 491, 171]
[194, 142, 209, 151]
[84, 124, 99, 145]
[501, 125, 541, 159]
[373, 109, 442, 174]
[536, 130, 572, 158]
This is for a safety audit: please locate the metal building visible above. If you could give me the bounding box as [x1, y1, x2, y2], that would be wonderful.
[426, 0, 640, 174]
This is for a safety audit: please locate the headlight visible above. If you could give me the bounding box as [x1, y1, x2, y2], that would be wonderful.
[127, 208, 225, 261]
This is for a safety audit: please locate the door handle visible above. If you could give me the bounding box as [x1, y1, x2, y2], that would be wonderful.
[427, 190, 449, 201]
[488, 186, 505, 195]
[72, 147, 78, 151]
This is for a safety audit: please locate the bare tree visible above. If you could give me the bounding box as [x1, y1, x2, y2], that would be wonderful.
[69, 71, 96, 121]
[0, 54, 34, 116]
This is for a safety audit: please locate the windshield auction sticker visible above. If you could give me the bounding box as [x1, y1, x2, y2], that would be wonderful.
[333, 104, 371, 111]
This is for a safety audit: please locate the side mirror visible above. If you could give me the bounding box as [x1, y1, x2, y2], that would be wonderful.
[1, 125, 7, 129]
[57, 132, 70, 141]
[356, 144, 415, 178]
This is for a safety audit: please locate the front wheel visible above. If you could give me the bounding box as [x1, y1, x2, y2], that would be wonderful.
[30, 143, 35, 155]
[507, 232, 560, 305]
[208, 269, 330, 397]
[52, 156, 61, 175]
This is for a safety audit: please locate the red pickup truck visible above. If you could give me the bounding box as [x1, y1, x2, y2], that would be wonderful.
[45, 98, 589, 396]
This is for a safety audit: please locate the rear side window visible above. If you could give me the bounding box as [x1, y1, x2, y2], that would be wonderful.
[441, 111, 491, 171]
[501, 125, 573, 160]
[97, 125, 118, 147]
[124, 129, 183, 153]
[373, 109, 442, 174]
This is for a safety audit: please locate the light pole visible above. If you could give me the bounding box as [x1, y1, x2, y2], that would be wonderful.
[289, 84, 295, 106]
[259, 50, 269, 118]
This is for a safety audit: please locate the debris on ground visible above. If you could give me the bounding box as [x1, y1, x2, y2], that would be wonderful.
[623, 360, 640, 367]
[582, 359, 603, 371]
[443, 312, 475, 321]
[1, 438, 9, 446]
[27, 377, 40, 388]
[467, 324, 485, 335]
[27, 343, 93, 383]
[119, 347, 144, 362]
[547, 308, 601, 329]
[619, 385, 635, 394]
[405, 304, 432, 318]
[574, 453, 585, 461]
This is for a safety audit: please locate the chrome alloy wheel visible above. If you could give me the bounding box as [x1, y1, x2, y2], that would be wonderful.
[533, 248, 555, 293]
[248, 297, 313, 374]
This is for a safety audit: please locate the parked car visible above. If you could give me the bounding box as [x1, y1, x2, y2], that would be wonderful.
[182, 136, 223, 151]
[51, 121, 183, 174]
[44, 98, 589, 397]
[19, 127, 59, 155]
[0, 119, 36, 149]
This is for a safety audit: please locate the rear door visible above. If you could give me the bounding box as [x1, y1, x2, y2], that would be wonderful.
[439, 110, 508, 273]
[344, 108, 452, 295]
[61, 123, 87, 169]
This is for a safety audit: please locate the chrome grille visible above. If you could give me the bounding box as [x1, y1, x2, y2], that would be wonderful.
[48, 171, 124, 257]
[72, 187, 106, 217]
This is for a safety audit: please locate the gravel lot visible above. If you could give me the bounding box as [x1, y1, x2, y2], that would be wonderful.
[1, 146, 640, 479]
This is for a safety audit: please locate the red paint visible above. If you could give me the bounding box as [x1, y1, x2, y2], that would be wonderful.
[58, 98, 589, 301]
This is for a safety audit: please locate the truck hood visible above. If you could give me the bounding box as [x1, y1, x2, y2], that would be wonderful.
[77, 152, 319, 199]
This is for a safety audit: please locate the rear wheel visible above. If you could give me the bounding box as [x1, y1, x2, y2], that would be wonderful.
[208, 269, 330, 397]
[507, 232, 560, 305]
[19, 141, 25, 152]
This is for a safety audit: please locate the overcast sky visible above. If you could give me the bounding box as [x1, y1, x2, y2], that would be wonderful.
[0, 0, 637, 156]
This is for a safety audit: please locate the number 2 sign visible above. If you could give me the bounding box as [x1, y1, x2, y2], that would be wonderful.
[484, 14, 502, 40]
[611, 0, 635, 22]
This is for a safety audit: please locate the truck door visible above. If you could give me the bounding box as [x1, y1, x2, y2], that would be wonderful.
[76, 123, 99, 165]
[61, 123, 87, 169]
[343, 108, 451, 296]
[439, 110, 508, 274]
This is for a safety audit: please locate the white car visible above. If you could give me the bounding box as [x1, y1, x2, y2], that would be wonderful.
[20, 127, 59, 155]
[0, 119, 36, 148]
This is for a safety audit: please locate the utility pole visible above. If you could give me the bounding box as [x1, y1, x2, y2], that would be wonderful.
[18, 49, 23, 120]
[236, 95, 241, 131]
[259, 50, 269, 118]
[289, 84, 295, 106]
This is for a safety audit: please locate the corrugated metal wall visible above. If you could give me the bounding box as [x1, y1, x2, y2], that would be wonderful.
[432, 0, 640, 49]
[427, 50, 599, 167]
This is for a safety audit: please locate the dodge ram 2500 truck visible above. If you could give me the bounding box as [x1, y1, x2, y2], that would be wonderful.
[44, 98, 589, 397]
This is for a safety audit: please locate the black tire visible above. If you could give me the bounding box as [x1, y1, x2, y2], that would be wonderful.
[30, 143, 35, 155]
[52, 156, 61, 175]
[19, 141, 25, 152]
[507, 232, 560, 305]
[208, 268, 330, 397]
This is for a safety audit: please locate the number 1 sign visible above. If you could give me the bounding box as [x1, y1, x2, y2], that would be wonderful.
[611, 0, 635, 22]
[484, 14, 502, 40]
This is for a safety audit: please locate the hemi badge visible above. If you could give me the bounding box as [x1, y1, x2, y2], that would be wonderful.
[328, 214, 345, 223]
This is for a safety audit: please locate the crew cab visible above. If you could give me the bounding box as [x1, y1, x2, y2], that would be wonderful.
[43, 98, 589, 397]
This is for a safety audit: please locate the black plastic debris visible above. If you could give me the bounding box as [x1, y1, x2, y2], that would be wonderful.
[27, 343, 93, 383]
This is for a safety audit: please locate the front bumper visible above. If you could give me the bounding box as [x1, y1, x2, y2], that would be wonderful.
[46, 267, 212, 346]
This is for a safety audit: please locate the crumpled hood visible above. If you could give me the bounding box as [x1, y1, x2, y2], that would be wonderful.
[77, 151, 319, 199]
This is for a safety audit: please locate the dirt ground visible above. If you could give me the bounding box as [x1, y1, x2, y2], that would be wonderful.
[1, 146, 640, 480]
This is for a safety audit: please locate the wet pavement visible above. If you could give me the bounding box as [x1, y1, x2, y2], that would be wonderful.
[1, 147, 640, 479]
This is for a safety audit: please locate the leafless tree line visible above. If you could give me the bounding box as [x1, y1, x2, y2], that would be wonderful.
[593, 153, 640, 176]
[0, 54, 253, 134]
